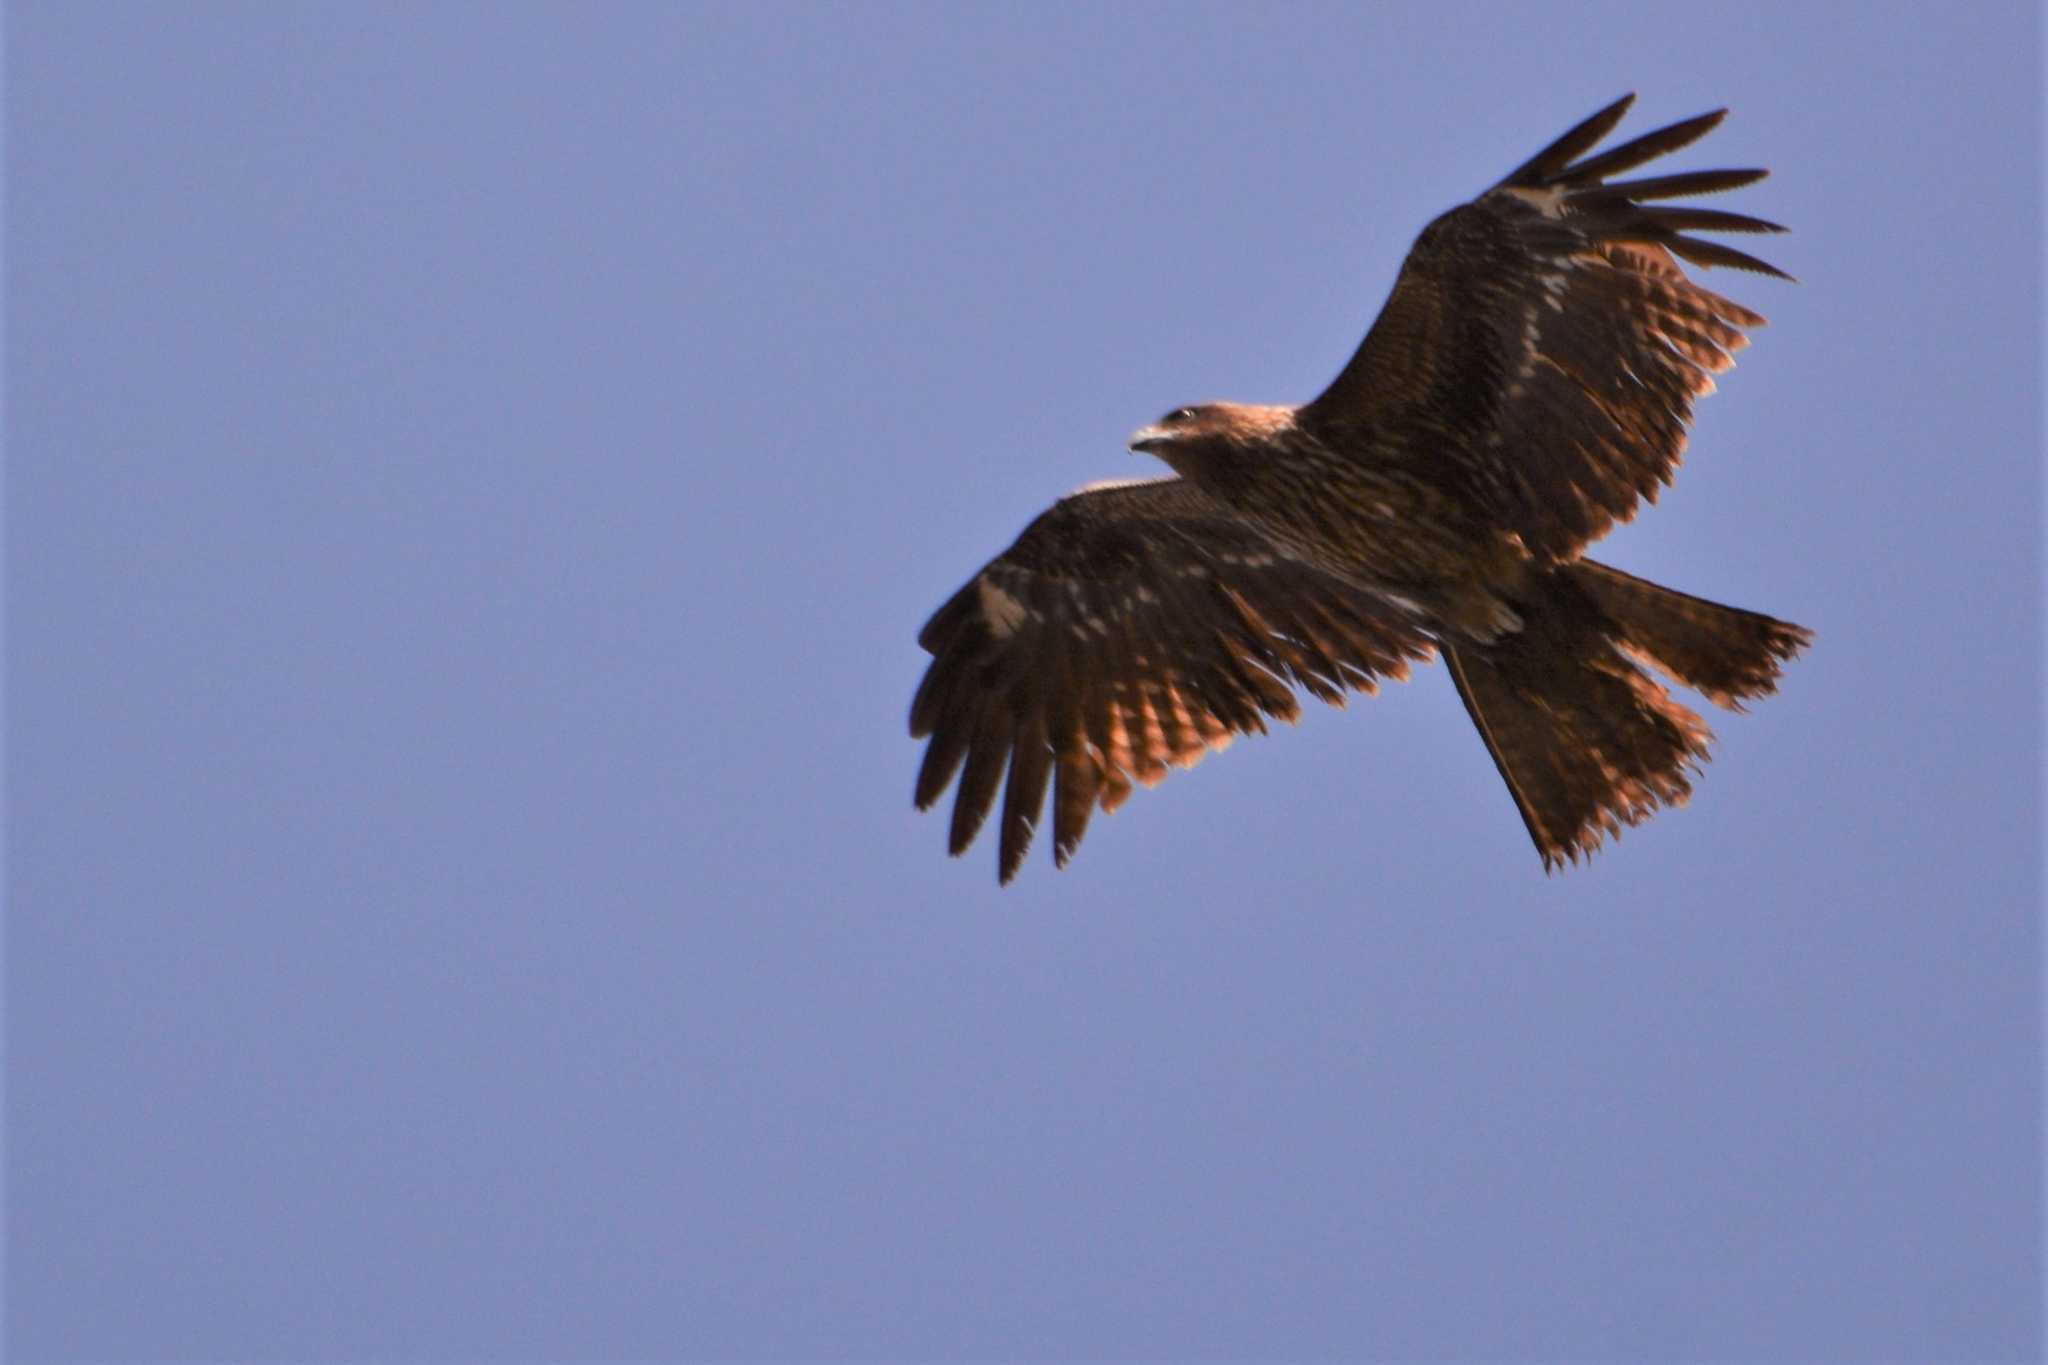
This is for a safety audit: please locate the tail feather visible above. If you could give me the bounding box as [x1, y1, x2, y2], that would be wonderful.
[1571, 560, 1812, 708]
[1448, 561, 1809, 868]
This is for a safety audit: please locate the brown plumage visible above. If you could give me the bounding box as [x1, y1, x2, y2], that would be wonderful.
[911, 95, 1811, 882]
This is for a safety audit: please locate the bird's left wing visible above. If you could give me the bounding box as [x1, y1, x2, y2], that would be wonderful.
[1300, 94, 1789, 562]
[911, 477, 1434, 882]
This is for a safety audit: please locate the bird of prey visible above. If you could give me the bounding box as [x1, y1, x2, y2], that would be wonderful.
[909, 94, 1810, 883]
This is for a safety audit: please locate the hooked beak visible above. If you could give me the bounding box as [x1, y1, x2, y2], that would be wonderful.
[1128, 424, 1172, 454]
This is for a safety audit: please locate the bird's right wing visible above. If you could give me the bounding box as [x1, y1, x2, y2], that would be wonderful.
[1300, 94, 1789, 562]
[911, 477, 1435, 883]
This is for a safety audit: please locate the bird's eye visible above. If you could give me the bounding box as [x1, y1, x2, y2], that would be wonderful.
[1165, 406, 1198, 424]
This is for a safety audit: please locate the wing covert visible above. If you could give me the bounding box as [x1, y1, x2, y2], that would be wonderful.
[910, 478, 1434, 883]
[1301, 94, 1789, 562]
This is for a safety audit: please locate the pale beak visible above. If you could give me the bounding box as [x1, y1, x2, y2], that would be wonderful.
[1128, 424, 1171, 454]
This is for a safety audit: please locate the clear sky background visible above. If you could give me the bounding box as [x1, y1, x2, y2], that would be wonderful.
[8, 3, 2039, 1360]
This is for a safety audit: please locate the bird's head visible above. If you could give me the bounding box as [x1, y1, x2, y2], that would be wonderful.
[1128, 402, 1294, 486]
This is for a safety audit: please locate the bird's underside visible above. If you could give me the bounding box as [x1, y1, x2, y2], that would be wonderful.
[910, 94, 1812, 883]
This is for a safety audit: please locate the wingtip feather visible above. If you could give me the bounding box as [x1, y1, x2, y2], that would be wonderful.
[1503, 93, 1637, 186]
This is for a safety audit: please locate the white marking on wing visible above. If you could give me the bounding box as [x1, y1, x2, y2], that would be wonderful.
[1065, 475, 1176, 498]
[1501, 184, 1567, 219]
[1515, 304, 1542, 380]
[976, 575, 1032, 639]
[1378, 591, 1427, 617]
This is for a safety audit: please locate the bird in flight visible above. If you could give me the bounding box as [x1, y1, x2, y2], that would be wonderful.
[910, 94, 1811, 883]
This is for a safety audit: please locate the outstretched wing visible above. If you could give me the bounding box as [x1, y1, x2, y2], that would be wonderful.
[910, 477, 1435, 883]
[1301, 93, 1789, 562]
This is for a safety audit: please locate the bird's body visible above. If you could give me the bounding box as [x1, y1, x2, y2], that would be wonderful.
[1132, 406, 1527, 637]
[911, 96, 1811, 882]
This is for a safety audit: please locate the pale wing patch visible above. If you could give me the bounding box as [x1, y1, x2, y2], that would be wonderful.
[1500, 184, 1567, 218]
[976, 575, 1033, 639]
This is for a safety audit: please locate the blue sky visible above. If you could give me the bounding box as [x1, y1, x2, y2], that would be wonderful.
[8, 2, 2039, 1359]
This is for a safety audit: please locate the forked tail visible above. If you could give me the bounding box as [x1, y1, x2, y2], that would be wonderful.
[1444, 560, 1811, 867]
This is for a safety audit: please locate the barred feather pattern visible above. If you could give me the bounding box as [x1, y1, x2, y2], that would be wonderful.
[911, 479, 1434, 883]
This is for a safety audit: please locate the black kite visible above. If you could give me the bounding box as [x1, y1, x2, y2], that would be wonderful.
[910, 95, 1810, 882]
